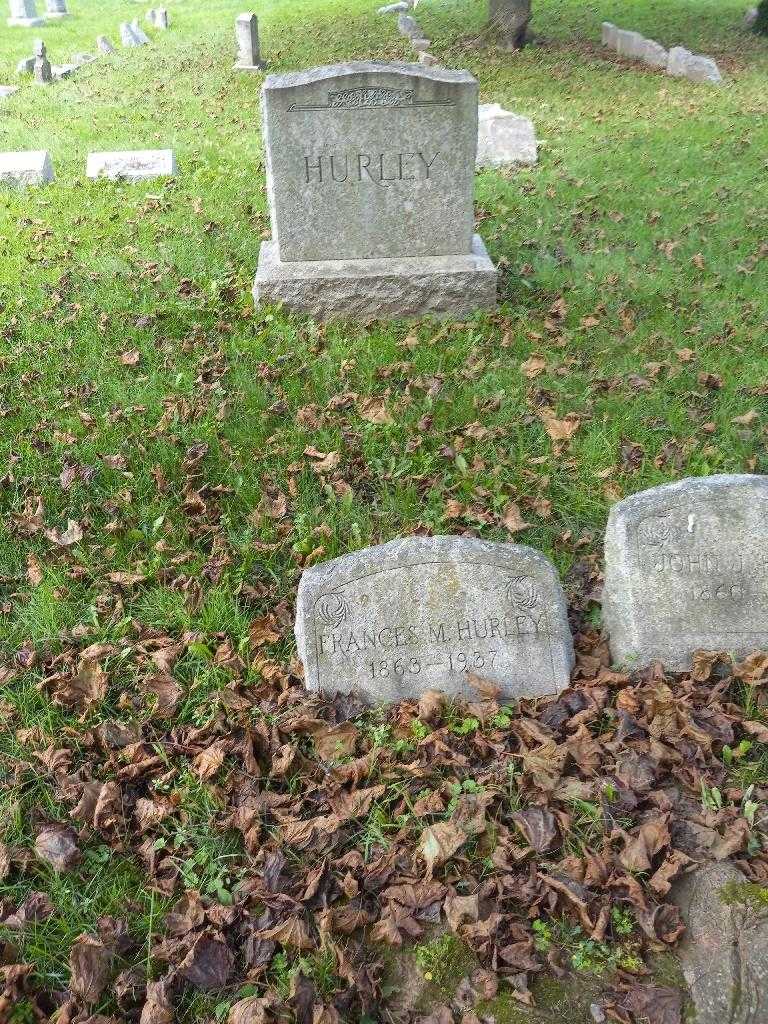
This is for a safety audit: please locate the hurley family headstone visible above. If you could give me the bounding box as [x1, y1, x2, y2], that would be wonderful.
[234, 13, 265, 71]
[7, 0, 44, 26]
[254, 62, 497, 320]
[604, 475, 768, 671]
[295, 536, 574, 703]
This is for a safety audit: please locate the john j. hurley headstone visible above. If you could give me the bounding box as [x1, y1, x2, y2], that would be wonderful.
[295, 536, 574, 703]
[604, 475, 768, 671]
[254, 62, 497, 321]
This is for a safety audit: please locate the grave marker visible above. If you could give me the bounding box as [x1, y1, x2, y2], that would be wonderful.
[86, 149, 176, 181]
[642, 39, 669, 69]
[667, 46, 693, 76]
[476, 103, 537, 168]
[0, 150, 54, 186]
[234, 13, 265, 71]
[604, 475, 768, 670]
[45, 0, 67, 18]
[33, 39, 52, 84]
[296, 536, 574, 703]
[7, 0, 44, 27]
[96, 35, 115, 54]
[254, 62, 497, 320]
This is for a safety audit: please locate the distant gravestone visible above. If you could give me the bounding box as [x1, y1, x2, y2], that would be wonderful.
[684, 54, 723, 84]
[604, 475, 768, 671]
[33, 38, 52, 84]
[234, 13, 265, 71]
[616, 29, 645, 59]
[254, 62, 497, 320]
[397, 12, 421, 37]
[45, 0, 67, 17]
[130, 18, 151, 44]
[667, 45, 693, 76]
[476, 103, 537, 168]
[0, 150, 54, 186]
[0, 85, 19, 98]
[295, 536, 574, 703]
[642, 39, 669, 69]
[96, 35, 116, 54]
[601, 21, 617, 47]
[86, 149, 176, 181]
[120, 23, 142, 47]
[7, 0, 44, 26]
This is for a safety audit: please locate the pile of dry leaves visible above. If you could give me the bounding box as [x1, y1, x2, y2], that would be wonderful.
[2, 623, 768, 1024]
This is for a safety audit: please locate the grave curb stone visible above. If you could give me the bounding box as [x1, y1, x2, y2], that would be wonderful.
[684, 54, 723, 84]
[667, 45, 693, 76]
[476, 102, 537, 168]
[601, 21, 617, 47]
[603, 474, 768, 671]
[254, 233, 498, 322]
[0, 149, 54, 186]
[418, 51, 439, 67]
[86, 149, 176, 181]
[615, 29, 645, 59]
[294, 536, 575, 702]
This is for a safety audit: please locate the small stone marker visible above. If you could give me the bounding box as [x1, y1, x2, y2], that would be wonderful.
[397, 12, 421, 37]
[604, 475, 768, 671]
[130, 18, 151, 44]
[418, 51, 439, 67]
[33, 39, 52, 84]
[254, 62, 497, 320]
[642, 39, 669, 69]
[45, 0, 67, 17]
[0, 85, 20, 98]
[86, 149, 176, 181]
[120, 23, 142, 47]
[601, 21, 617, 47]
[411, 37, 431, 52]
[96, 35, 115, 54]
[476, 103, 537, 168]
[7, 0, 45, 27]
[683, 54, 723, 84]
[667, 45, 693, 76]
[0, 150, 54, 186]
[295, 536, 574, 703]
[234, 13, 265, 71]
[616, 29, 645, 59]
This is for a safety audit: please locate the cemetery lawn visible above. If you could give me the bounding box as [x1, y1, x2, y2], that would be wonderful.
[1, 0, 768, 1020]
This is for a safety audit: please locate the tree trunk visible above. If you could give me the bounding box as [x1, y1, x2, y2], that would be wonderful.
[489, 0, 532, 50]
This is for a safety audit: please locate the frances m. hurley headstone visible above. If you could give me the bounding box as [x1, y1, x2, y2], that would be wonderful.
[295, 536, 574, 703]
[603, 475, 768, 671]
[253, 62, 498, 321]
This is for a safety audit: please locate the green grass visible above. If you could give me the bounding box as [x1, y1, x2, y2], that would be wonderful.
[1, 0, 767, 1018]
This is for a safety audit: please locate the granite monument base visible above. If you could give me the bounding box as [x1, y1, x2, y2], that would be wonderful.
[254, 234, 497, 322]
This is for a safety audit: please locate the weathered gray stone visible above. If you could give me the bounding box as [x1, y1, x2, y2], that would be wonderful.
[96, 35, 115, 54]
[86, 149, 176, 181]
[418, 52, 440, 67]
[45, 0, 67, 17]
[254, 233, 497, 322]
[295, 536, 574, 703]
[0, 85, 19, 98]
[33, 39, 52, 84]
[744, 7, 759, 28]
[642, 38, 669, 69]
[673, 863, 768, 1024]
[0, 150, 54, 186]
[411, 37, 431, 52]
[397, 12, 421, 37]
[261, 62, 479, 262]
[684, 54, 723, 84]
[476, 102, 537, 168]
[604, 475, 768, 671]
[119, 23, 142, 47]
[7, 0, 44, 26]
[130, 18, 150, 44]
[615, 29, 645, 59]
[378, 1, 410, 12]
[234, 13, 265, 71]
[601, 21, 617, 48]
[667, 45, 693, 76]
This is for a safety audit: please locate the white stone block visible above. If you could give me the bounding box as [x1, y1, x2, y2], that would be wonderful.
[0, 150, 54, 187]
[120, 22, 143, 46]
[476, 103, 537, 168]
[643, 38, 669, 69]
[667, 45, 693, 76]
[86, 149, 176, 182]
